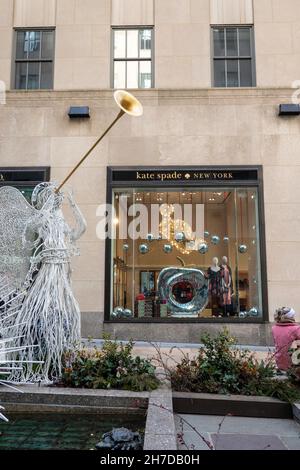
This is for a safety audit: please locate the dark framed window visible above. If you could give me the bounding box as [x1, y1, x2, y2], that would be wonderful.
[105, 166, 268, 324]
[14, 29, 55, 90]
[212, 26, 255, 87]
[0, 167, 50, 201]
[112, 27, 153, 89]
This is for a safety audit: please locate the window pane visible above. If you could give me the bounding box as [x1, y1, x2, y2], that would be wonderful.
[139, 29, 152, 58]
[114, 30, 126, 58]
[239, 28, 251, 56]
[240, 59, 253, 87]
[214, 60, 226, 87]
[227, 60, 239, 87]
[226, 28, 238, 56]
[28, 31, 41, 60]
[139, 61, 151, 88]
[16, 31, 27, 59]
[41, 31, 54, 59]
[110, 187, 263, 321]
[127, 61, 139, 88]
[213, 28, 225, 57]
[127, 30, 139, 58]
[114, 60, 126, 88]
[15, 62, 27, 89]
[40, 62, 53, 89]
[27, 62, 40, 89]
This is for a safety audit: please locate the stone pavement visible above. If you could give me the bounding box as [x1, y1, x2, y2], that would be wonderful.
[86, 339, 273, 365]
[175, 414, 300, 450]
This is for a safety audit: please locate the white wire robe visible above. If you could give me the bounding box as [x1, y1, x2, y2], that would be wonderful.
[0, 183, 87, 383]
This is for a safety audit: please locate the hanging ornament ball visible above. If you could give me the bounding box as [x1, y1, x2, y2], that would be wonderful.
[239, 244, 248, 254]
[146, 233, 155, 242]
[123, 244, 129, 252]
[223, 236, 229, 243]
[204, 231, 210, 238]
[157, 233, 163, 241]
[123, 309, 133, 318]
[248, 307, 259, 317]
[175, 232, 186, 243]
[163, 244, 173, 254]
[211, 235, 220, 245]
[198, 242, 209, 254]
[139, 244, 149, 255]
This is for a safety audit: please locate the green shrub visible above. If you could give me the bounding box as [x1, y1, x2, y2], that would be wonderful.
[60, 337, 159, 392]
[169, 329, 300, 403]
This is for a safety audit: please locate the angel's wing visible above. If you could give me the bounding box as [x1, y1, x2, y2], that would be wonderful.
[0, 187, 37, 296]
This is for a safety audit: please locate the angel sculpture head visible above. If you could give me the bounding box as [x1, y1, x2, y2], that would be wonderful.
[31, 182, 63, 211]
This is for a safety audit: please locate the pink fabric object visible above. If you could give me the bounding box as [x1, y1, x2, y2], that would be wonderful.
[272, 323, 300, 370]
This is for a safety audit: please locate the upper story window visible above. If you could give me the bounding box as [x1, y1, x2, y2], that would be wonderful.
[112, 28, 153, 89]
[14, 29, 55, 90]
[212, 26, 255, 88]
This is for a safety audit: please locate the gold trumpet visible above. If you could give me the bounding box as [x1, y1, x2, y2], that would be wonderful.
[55, 90, 143, 193]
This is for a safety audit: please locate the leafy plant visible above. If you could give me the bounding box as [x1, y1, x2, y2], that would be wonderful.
[159, 329, 300, 403]
[60, 336, 159, 392]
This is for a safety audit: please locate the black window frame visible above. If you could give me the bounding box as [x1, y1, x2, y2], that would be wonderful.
[13, 28, 55, 90]
[0, 167, 50, 191]
[212, 25, 256, 88]
[104, 165, 268, 325]
[111, 26, 154, 89]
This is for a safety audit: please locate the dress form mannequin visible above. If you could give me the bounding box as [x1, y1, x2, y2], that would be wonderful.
[221, 256, 234, 317]
[206, 257, 222, 317]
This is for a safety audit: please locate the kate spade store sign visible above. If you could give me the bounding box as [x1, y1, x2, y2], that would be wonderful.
[111, 168, 259, 183]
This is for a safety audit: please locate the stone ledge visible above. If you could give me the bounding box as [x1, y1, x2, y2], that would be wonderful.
[144, 382, 177, 451]
[173, 392, 293, 419]
[293, 403, 300, 424]
[0, 385, 149, 410]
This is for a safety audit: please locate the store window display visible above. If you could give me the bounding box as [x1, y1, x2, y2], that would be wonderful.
[109, 185, 263, 322]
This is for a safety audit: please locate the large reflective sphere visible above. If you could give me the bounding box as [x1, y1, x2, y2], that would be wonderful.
[248, 307, 259, 317]
[239, 244, 248, 254]
[211, 235, 220, 245]
[112, 307, 124, 319]
[139, 244, 149, 254]
[123, 309, 133, 318]
[163, 244, 173, 254]
[198, 242, 209, 254]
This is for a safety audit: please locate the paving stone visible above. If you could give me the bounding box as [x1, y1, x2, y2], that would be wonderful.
[144, 434, 177, 451]
[211, 433, 288, 451]
[176, 414, 300, 436]
[280, 436, 300, 450]
[177, 431, 212, 451]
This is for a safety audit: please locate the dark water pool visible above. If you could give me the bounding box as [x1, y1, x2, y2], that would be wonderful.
[0, 413, 145, 450]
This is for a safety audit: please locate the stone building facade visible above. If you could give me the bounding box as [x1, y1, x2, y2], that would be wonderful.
[1, 0, 300, 344]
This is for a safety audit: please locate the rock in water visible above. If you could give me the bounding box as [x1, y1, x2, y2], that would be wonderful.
[95, 428, 143, 451]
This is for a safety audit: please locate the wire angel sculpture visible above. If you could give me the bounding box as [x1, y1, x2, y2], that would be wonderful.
[0, 182, 87, 383]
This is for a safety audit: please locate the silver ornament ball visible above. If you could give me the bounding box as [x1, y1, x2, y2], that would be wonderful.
[248, 307, 259, 317]
[198, 242, 209, 254]
[175, 232, 186, 243]
[163, 244, 173, 254]
[239, 244, 248, 254]
[139, 244, 149, 254]
[211, 235, 220, 245]
[146, 233, 155, 242]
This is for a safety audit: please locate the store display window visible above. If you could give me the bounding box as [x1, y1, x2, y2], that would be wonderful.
[105, 167, 268, 323]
